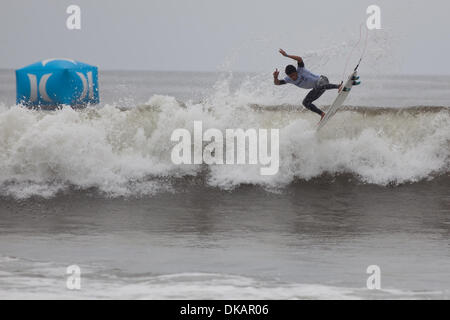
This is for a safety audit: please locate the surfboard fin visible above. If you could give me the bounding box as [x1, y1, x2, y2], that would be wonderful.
[351, 75, 360, 80]
[352, 80, 361, 86]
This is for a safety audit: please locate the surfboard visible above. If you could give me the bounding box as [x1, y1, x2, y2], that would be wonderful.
[317, 70, 359, 130]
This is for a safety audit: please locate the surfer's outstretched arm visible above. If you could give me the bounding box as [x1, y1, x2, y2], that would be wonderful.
[279, 49, 305, 68]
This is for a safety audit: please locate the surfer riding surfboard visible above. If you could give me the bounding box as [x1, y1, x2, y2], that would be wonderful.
[273, 49, 360, 128]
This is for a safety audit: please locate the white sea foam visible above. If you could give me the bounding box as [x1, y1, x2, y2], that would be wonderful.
[0, 255, 443, 300]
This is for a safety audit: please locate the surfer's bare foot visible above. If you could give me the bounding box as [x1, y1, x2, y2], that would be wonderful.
[320, 112, 325, 121]
[338, 81, 344, 93]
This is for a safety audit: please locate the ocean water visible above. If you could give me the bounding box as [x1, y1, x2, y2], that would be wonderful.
[0, 69, 449, 299]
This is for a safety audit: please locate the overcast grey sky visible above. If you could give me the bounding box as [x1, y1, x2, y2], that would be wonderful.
[1, 0, 450, 74]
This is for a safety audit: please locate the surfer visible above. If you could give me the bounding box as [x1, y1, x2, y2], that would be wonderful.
[273, 49, 342, 120]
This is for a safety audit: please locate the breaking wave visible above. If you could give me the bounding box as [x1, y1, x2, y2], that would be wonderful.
[0, 93, 448, 198]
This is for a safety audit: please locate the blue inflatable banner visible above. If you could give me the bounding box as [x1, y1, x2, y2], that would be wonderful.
[16, 58, 99, 107]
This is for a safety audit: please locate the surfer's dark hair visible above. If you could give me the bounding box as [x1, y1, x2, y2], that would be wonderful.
[285, 65, 296, 75]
